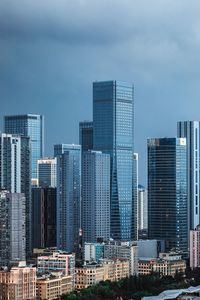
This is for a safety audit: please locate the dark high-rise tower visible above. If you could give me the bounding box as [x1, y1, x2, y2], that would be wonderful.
[148, 138, 188, 255]
[79, 121, 93, 152]
[93, 80, 135, 240]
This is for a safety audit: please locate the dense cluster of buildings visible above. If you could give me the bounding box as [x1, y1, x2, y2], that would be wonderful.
[1, 80, 200, 299]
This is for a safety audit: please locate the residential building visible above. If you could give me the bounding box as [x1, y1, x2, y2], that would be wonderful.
[190, 224, 200, 269]
[37, 252, 75, 288]
[76, 259, 129, 289]
[32, 187, 56, 249]
[82, 150, 110, 243]
[138, 185, 148, 239]
[0, 133, 31, 255]
[38, 158, 57, 188]
[148, 138, 188, 256]
[93, 80, 136, 240]
[36, 273, 73, 300]
[79, 121, 93, 152]
[55, 144, 81, 253]
[104, 240, 138, 275]
[177, 121, 200, 231]
[4, 114, 44, 183]
[0, 190, 26, 267]
[138, 252, 186, 276]
[0, 262, 36, 300]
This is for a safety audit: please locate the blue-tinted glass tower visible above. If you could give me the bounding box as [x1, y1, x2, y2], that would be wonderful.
[148, 138, 188, 256]
[177, 121, 200, 231]
[93, 80, 135, 240]
[4, 114, 44, 182]
[54, 144, 81, 253]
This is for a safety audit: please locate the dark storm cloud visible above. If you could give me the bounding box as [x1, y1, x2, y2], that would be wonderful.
[1, 0, 200, 183]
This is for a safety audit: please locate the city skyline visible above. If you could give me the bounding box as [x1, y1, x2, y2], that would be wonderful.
[2, 1, 200, 184]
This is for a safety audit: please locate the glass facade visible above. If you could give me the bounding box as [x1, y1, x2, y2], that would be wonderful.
[38, 158, 57, 188]
[93, 80, 135, 240]
[148, 138, 188, 256]
[82, 150, 110, 243]
[55, 144, 81, 253]
[4, 114, 44, 181]
[79, 121, 93, 152]
[177, 121, 200, 230]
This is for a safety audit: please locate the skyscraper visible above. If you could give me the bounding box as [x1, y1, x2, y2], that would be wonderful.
[0, 133, 31, 256]
[177, 121, 200, 230]
[133, 153, 138, 240]
[82, 150, 110, 243]
[93, 80, 135, 240]
[4, 114, 44, 182]
[55, 144, 81, 252]
[79, 121, 93, 152]
[32, 187, 56, 249]
[38, 158, 57, 188]
[0, 190, 26, 267]
[148, 138, 188, 255]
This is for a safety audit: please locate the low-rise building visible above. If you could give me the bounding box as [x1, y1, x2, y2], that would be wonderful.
[76, 258, 129, 289]
[138, 252, 186, 277]
[190, 225, 200, 269]
[142, 285, 200, 300]
[37, 251, 76, 289]
[84, 240, 138, 276]
[0, 262, 36, 300]
[36, 272, 73, 300]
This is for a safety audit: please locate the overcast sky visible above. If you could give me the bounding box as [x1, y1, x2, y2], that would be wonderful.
[1, 0, 200, 184]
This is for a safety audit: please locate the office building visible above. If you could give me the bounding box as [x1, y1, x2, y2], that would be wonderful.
[148, 138, 188, 255]
[93, 80, 135, 240]
[55, 144, 81, 253]
[138, 252, 186, 277]
[38, 158, 57, 188]
[190, 225, 200, 269]
[4, 114, 44, 182]
[0, 133, 32, 256]
[82, 150, 110, 243]
[79, 121, 93, 152]
[32, 187, 56, 249]
[177, 121, 200, 230]
[104, 241, 138, 276]
[0, 190, 26, 267]
[138, 185, 148, 238]
[0, 262, 36, 300]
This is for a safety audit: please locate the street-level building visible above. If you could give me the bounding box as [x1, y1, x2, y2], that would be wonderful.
[0, 262, 36, 300]
[138, 252, 186, 277]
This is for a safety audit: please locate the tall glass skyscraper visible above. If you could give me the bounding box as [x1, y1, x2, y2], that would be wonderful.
[148, 138, 188, 255]
[177, 121, 200, 230]
[93, 80, 135, 240]
[82, 150, 110, 243]
[4, 114, 44, 182]
[54, 144, 81, 253]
